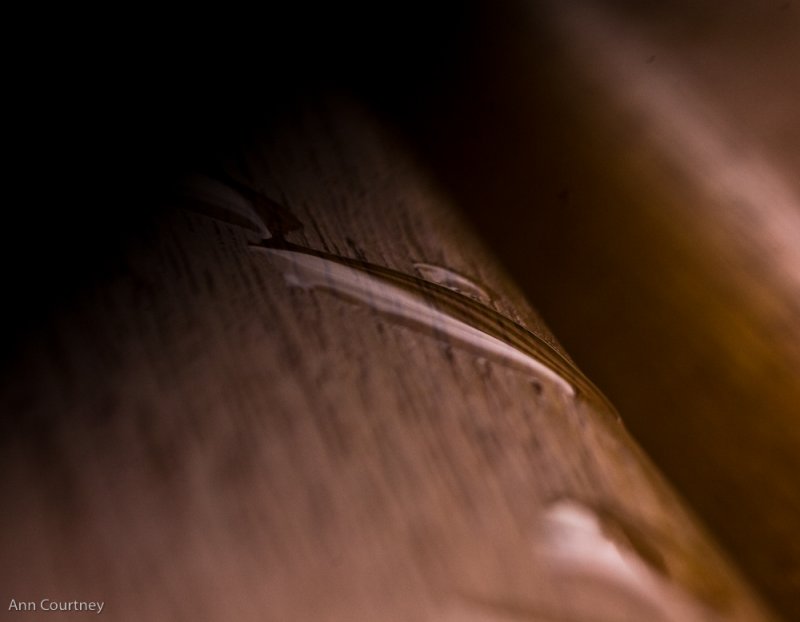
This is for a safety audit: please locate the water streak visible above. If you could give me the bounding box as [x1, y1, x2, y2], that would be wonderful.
[177, 175, 618, 416]
[254, 239, 620, 415]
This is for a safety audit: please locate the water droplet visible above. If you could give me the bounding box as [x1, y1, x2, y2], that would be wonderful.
[176, 173, 302, 240]
[413, 263, 493, 305]
[253, 240, 622, 408]
[539, 500, 662, 578]
[526, 499, 726, 621]
[455, 498, 740, 621]
[542, 501, 669, 577]
[176, 174, 268, 236]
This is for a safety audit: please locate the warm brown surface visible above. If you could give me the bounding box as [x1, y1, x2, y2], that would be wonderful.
[0, 99, 775, 619]
[398, 1, 800, 618]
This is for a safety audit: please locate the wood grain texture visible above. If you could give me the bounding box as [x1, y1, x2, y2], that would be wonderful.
[393, 2, 800, 619]
[0, 98, 776, 620]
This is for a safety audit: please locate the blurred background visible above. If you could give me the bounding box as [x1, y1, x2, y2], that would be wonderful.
[4, 0, 799, 618]
[389, 1, 800, 618]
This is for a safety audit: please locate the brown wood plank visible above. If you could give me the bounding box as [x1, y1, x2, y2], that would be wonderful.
[0, 98, 776, 620]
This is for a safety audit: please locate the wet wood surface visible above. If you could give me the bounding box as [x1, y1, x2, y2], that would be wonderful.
[0, 98, 777, 620]
[397, 2, 800, 619]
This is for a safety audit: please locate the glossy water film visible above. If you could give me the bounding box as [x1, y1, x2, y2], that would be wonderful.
[178, 175, 619, 416]
[256, 241, 578, 397]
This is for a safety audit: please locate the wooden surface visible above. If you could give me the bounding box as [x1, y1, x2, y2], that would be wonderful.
[0, 98, 777, 620]
[396, 1, 800, 619]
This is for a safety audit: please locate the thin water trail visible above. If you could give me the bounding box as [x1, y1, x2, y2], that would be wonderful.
[178, 172, 620, 419]
[254, 237, 623, 417]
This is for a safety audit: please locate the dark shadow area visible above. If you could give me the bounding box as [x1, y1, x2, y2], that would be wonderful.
[2, 1, 479, 366]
